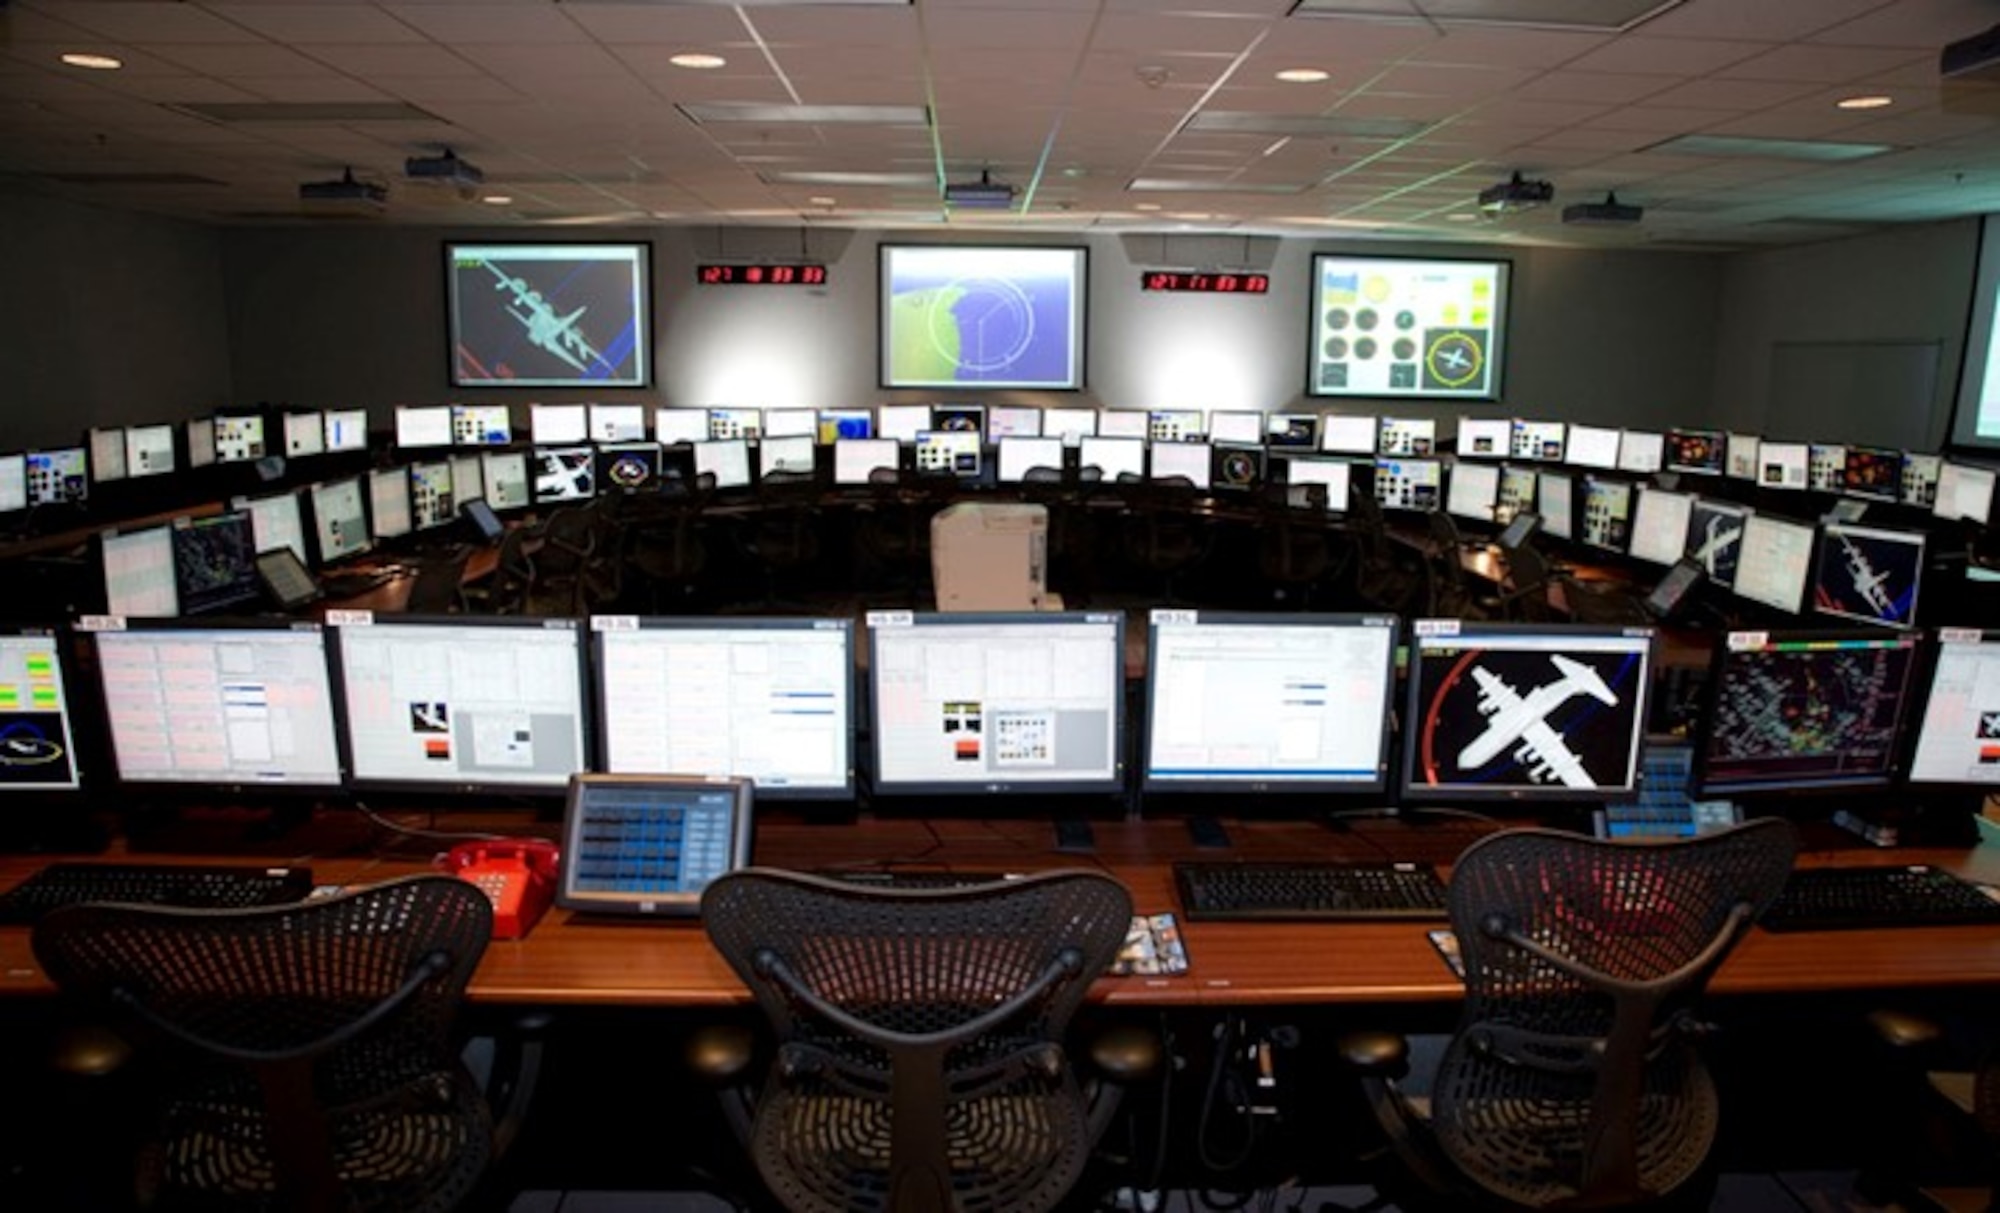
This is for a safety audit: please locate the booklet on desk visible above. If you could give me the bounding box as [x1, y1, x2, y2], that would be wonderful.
[1113, 912, 1190, 976]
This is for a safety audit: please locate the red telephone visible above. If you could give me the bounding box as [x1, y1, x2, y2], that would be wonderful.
[436, 839, 559, 940]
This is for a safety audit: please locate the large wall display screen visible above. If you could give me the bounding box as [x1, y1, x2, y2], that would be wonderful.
[879, 245, 1086, 390]
[448, 243, 651, 389]
[1309, 255, 1508, 400]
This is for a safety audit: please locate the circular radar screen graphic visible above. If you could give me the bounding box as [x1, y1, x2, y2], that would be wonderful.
[908, 278, 1037, 382]
[1424, 329, 1487, 392]
[606, 456, 651, 489]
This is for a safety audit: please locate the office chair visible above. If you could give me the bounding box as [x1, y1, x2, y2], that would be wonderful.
[1339, 820, 1795, 1210]
[460, 522, 535, 614]
[405, 544, 473, 614]
[1852, 1008, 2000, 1208]
[1346, 489, 1428, 616]
[1120, 477, 1212, 604]
[695, 868, 1156, 1213]
[734, 471, 824, 610]
[852, 467, 932, 605]
[526, 504, 600, 614]
[1254, 495, 1339, 609]
[1497, 541, 1559, 622]
[623, 473, 715, 613]
[31, 875, 505, 1213]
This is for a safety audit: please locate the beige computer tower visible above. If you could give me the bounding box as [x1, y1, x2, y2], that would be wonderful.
[930, 502, 1059, 611]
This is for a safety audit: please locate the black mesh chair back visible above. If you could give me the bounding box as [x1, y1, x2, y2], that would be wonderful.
[701, 868, 1134, 1213]
[32, 875, 495, 1213]
[1434, 820, 1794, 1208]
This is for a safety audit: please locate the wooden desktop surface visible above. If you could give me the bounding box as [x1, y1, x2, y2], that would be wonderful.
[3, 814, 1997, 1010]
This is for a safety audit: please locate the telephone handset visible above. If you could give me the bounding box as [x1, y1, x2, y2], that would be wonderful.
[436, 839, 559, 940]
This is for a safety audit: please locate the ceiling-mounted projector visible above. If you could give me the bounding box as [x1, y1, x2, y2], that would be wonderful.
[299, 167, 387, 210]
[1941, 21, 2000, 81]
[1563, 192, 1643, 225]
[944, 169, 1016, 210]
[1478, 171, 1554, 214]
[405, 147, 484, 189]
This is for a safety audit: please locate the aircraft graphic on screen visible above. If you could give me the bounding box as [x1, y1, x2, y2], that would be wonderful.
[1459, 655, 1618, 789]
[489, 263, 604, 375]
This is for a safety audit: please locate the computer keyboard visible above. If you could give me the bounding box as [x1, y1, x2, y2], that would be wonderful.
[1759, 866, 2000, 933]
[0, 862, 316, 925]
[1174, 861, 1447, 922]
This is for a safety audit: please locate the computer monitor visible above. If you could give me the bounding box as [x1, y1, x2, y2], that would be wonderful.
[410, 461, 455, 529]
[1908, 630, 2000, 788]
[758, 434, 817, 479]
[931, 403, 985, 439]
[395, 405, 452, 449]
[213, 414, 266, 464]
[283, 412, 325, 458]
[237, 490, 308, 564]
[1934, 462, 1997, 525]
[1511, 420, 1565, 461]
[1693, 628, 1921, 795]
[594, 617, 854, 798]
[1755, 441, 1807, 490]
[482, 451, 532, 511]
[1665, 428, 1724, 475]
[1496, 466, 1536, 524]
[1278, 456, 1351, 511]
[596, 443, 663, 493]
[981, 405, 1040, 440]
[1725, 433, 1759, 479]
[0, 628, 81, 791]
[1901, 454, 1942, 508]
[1141, 409, 1200, 444]
[1496, 510, 1541, 551]
[27, 448, 88, 506]
[1841, 446, 1902, 501]
[762, 408, 817, 439]
[1374, 457, 1441, 511]
[866, 612, 1125, 796]
[1042, 407, 1097, 447]
[913, 431, 981, 478]
[101, 525, 180, 617]
[324, 408, 369, 454]
[0, 456, 26, 514]
[1808, 443, 1846, 492]
[1445, 462, 1500, 521]
[554, 774, 755, 917]
[452, 403, 512, 445]
[1733, 513, 1816, 614]
[331, 616, 590, 793]
[1078, 436, 1145, 483]
[1564, 424, 1620, 470]
[1143, 612, 1397, 793]
[707, 406, 763, 441]
[832, 439, 900, 487]
[589, 403, 647, 443]
[1377, 417, 1435, 456]
[1537, 472, 1575, 540]
[1616, 429, 1664, 475]
[876, 404, 932, 443]
[1643, 559, 1706, 621]
[124, 425, 176, 479]
[1207, 411, 1263, 446]
[1626, 487, 1695, 566]
[1149, 442, 1211, 489]
[1812, 523, 1924, 628]
[815, 408, 874, 443]
[1579, 477, 1632, 552]
[88, 427, 126, 483]
[186, 418, 217, 468]
[1097, 410, 1149, 440]
[694, 440, 753, 491]
[170, 513, 260, 616]
[1456, 417, 1509, 459]
[1402, 622, 1654, 803]
[448, 452, 484, 505]
[533, 446, 596, 503]
[461, 497, 504, 543]
[1266, 413, 1317, 448]
[309, 477, 372, 566]
[655, 408, 711, 445]
[1320, 414, 1376, 455]
[1210, 444, 1263, 492]
[95, 621, 343, 790]
[1685, 499, 1747, 588]
[369, 468, 413, 540]
[532, 403, 589, 444]
[997, 437, 1064, 483]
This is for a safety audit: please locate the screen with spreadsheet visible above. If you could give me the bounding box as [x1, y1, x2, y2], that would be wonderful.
[102, 526, 180, 618]
[867, 612, 1124, 795]
[369, 468, 413, 539]
[0, 629, 81, 791]
[595, 618, 853, 798]
[237, 491, 308, 564]
[1733, 514, 1816, 614]
[1909, 631, 2000, 787]
[1144, 612, 1397, 793]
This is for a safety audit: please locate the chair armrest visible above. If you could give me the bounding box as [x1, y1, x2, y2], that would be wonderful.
[1335, 1029, 1410, 1079]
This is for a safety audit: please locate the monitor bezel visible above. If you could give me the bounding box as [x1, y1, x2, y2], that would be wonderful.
[1905, 628, 2000, 791]
[0, 623, 87, 795]
[554, 773, 756, 917]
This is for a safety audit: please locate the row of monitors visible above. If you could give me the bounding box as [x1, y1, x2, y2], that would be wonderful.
[0, 613, 1991, 808]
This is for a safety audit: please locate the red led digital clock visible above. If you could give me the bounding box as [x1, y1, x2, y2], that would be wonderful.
[1139, 271, 1270, 294]
[696, 264, 828, 286]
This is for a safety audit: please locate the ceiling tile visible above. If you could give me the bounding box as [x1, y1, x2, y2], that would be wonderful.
[1640, 77, 1824, 110]
[1567, 37, 1767, 75]
[557, 4, 749, 45]
[382, 3, 590, 46]
[204, 5, 429, 45]
[48, 2, 264, 44]
[1717, 44, 1930, 84]
[1638, 0, 1894, 41]
[150, 43, 340, 78]
[298, 44, 488, 78]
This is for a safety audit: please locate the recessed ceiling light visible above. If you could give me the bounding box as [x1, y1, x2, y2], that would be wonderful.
[1836, 94, 1893, 110]
[1134, 202, 1163, 211]
[482, 194, 512, 205]
[1446, 212, 1480, 222]
[1275, 68, 1330, 84]
[670, 52, 727, 70]
[60, 53, 122, 71]
[808, 195, 836, 206]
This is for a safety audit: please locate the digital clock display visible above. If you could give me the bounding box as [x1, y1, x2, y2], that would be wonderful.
[696, 263, 828, 286]
[1139, 271, 1270, 294]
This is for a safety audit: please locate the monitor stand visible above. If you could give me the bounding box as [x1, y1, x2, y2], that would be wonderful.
[1053, 817, 1096, 853]
[1185, 816, 1231, 849]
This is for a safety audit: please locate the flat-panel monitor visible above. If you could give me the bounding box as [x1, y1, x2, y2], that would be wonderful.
[214, 414, 265, 464]
[1497, 510, 1541, 551]
[1378, 417, 1435, 456]
[1694, 628, 1920, 794]
[1665, 428, 1724, 475]
[758, 435, 816, 479]
[1564, 424, 1620, 470]
[876, 404, 932, 443]
[1733, 513, 1816, 614]
[913, 430, 981, 478]
[866, 611, 1124, 794]
[410, 462, 455, 529]
[332, 616, 590, 793]
[1626, 487, 1695, 566]
[1266, 413, 1317, 448]
[1808, 443, 1846, 492]
[1685, 499, 1747, 588]
[123, 425, 175, 479]
[595, 443, 660, 493]
[531, 403, 588, 444]
[533, 447, 595, 503]
[1402, 622, 1653, 802]
[452, 403, 512, 446]
[997, 437, 1064, 483]
[1211, 444, 1264, 493]
[655, 408, 711, 445]
[1309, 254, 1509, 400]
[1538, 472, 1575, 540]
[707, 407, 762, 441]
[482, 451, 532, 511]
[324, 408, 369, 453]
[1093, 410, 1144, 440]
[1934, 461, 1997, 524]
[589, 403, 646, 443]
[369, 468, 413, 540]
[309, 478, 372, 566]
[930, 404, 985, 438]
[816, 408, 874, 443]
[1142, 409, 1200, 444]
[1841, 445, 1902, 501]
[1207, 411, 1263, 445]
[395, 405, 452, 449]
[1760, 441, 1809, 490]
[1902, 454, 1942, 508]
[1511, 420, 1565, 461]
[694, 440, 753, 491]
[1374, 457, 1441, 511]
[879, 245, 1087, 390]
[171, 513, 260, 615]
[0, 628, 81, 791]
[1908, 630, 2000, 787]
[554, 774, 755, 917]
[102, 525, 179, 617]
[1278, 456, 1351, 511]
[982, 405, 1040, 440]
[283, 412, 325, 459]
[1725, 433, 1759, 479]
[89, 428, 126, 483]
[1812, 523, 1923, 628]
[1456, 417, 1509, 458]
[187, 418, 217, 468]
[95, 621, 343, 790]
[1144, 612, 1397, 793]
[462, 497, 504, 543]
[1616, 430, 1664, 475]
[448, 241, 651, 388]
[1079, 437, 1144, 483]
[1042, 407, 1096, 446]
[833, 439, 901, 486]
[0, 456, 25, 513]
[1149, 442, 1211, 489]
[449, 452, 484, 505]
[237, 491, 308, 564]
[1320, 414, 1376, 455]
[762, 408, 816, 439]
[1445, 461, 1499, 521]
[1579, 477, 1632, 552]
[595, 617, 854, 798]
[1496, 466, 1536, 524]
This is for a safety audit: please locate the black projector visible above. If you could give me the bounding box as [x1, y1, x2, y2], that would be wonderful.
[1942, 22, 2000, 81]
[1562, 195, 1643, 225]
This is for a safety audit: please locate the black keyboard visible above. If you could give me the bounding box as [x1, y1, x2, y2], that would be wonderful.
[1760, 866, 2000, 933]
[1175, 861, 1447, 922]
[0, 863, 316, 925]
